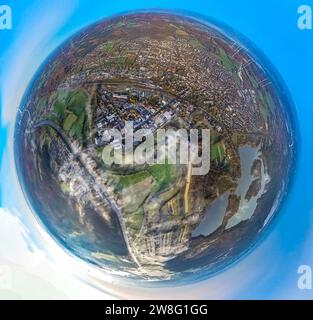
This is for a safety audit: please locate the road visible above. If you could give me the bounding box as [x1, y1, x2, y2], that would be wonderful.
[34, 120, 142, 269]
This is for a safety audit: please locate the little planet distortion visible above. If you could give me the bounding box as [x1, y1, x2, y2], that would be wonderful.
[15, 12, 296, 282]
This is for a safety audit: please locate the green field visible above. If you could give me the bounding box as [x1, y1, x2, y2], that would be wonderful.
[219, 48, 237, 73]
[108, 56, 127, 66]
[117, 163, 176, 193]
[245, 69, 259, 89]
[210, 130, 219, 144]
[63, 113, 77, 131]
[210, 130, 226, 164]
[49, 89, 88, 142]
[211, 142, 225, 163]
[126, 208, 144, 235]
[258, 91, 275, 121]
[148, 163, 176, 191]
[103, 41, 114, 53]
[190, 38, 204, 50]
[117, 170, 150, 190]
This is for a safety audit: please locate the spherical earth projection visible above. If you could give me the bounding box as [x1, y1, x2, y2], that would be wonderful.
[15, 12, 296, 282]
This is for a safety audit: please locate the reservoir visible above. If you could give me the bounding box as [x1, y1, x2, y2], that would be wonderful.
[192, 144, 270, 237]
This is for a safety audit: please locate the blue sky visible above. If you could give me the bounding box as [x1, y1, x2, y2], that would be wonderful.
[1, 0, 313, 299]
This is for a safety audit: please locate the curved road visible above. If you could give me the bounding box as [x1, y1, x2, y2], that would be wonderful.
[34, 120, 142, 269]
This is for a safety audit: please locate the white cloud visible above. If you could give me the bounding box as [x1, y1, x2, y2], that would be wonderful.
[0, 208, 113, 299]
